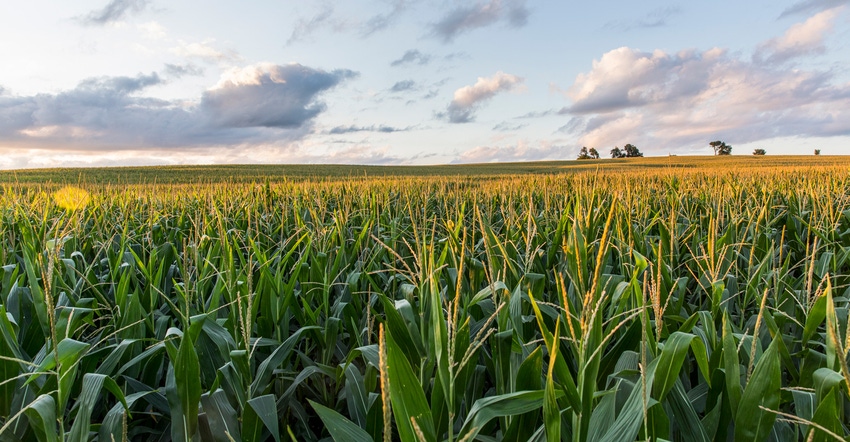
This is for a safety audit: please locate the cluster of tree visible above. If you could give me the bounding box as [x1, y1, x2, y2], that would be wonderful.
[710, 140, 732, 155]
[578, 144, 645, 159]
[611, 144, 643, 158]
[753, 149, 766, 156]
[576, 147, 600, 159]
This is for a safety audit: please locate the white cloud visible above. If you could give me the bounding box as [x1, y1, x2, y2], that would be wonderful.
[755, 7, 843, 63]
[446, 72, 523, 123]
[171, 40, 241, 64]
[561, 43, 850, 153]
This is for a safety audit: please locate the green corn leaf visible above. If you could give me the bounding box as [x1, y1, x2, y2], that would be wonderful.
[309, 400, 373, 442]
[734, 335, 780, 442]
[22, 394, 58, 442]
[201, 389, 241, 442]
[385, 324, 436, 442]
[167, 331, 202, 442]
[243, 395, 279, 442]
[456, 390, 549, 442]
[68, 373, 127, 442]
[722, 313, 742, 417]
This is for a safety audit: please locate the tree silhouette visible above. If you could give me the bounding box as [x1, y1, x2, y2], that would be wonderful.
[753, 149, 766, 155]
[611, 147, 625, 158]
[589, 148, 600, 159]
[577, 147, 591, 160]
[623, 144, 643, 157]
[815, 149, 821, 155]
[710, 140, 732, 155]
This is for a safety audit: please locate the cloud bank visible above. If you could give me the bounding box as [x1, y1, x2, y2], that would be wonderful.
[0, 63, 356, 150]
[446, 72, 523, 123]
[561, 41, 850, 152]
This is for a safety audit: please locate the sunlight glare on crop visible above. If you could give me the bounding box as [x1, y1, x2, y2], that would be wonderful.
[52, 186, 90, 211]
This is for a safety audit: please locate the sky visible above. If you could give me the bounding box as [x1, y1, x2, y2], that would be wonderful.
[0, 0, 848, 168]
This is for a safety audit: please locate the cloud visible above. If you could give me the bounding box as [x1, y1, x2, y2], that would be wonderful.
[327, 124, 410, 134]
[755, 8, 842, 63]
[445, 72, 523, 123]
[390, 49, 432, 67]
[203, 64, 357, 129]
[390, 80, 417, 92]
[454, 140, 564, 163]
[0, 63, 356, 151]
[779, 0, 848, 17]
[164, 63, 204, 78]
[560, 44, 850, 153]
[431, 0, 529, 42]
[171, 40, 241, 64]
[80, 0, 151, 25]
[605, 6, 682, 30]
[287, 5, 353, 45]
[362, 0, 411, 36]
[492, 121, 528, 131]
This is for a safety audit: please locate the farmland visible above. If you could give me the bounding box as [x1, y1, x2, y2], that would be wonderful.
[1, 156, 850, 441]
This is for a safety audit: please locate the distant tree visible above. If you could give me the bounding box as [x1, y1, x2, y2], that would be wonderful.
[753, 148, 766, 155]
[577, 147, 591, 160]
[589, 148, 600, 159]
[814, 149, 821, 155]
[611, 147, 625, 158]
[710, 140, 732, 155]
[623, 144, 643, 157]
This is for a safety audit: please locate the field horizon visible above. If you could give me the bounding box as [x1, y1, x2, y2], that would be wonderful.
[3, 154, 850, 184]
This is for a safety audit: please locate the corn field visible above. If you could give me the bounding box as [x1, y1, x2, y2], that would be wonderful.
[1, 167, 849, 441]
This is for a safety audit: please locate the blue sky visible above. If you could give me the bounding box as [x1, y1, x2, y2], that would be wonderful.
[0, 0, 848, 168]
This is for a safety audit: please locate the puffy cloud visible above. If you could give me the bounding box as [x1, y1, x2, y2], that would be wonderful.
[755, 8, 842, 63]
[390, 49, 431, 67]
[779, 0, 848, 17]
[203, 64, 356, 129]
[445, 72, 523, 123]
[455, 140, 564, 163]
[79, 0, 151, 25]
[561, 41, 850, 153]
[431, 0, 529, 42]
[0, 63, 356, 151]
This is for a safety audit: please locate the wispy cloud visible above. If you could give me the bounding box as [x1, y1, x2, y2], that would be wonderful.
[605, 6, 682, 30]
[164, 63, 204, 78]
[390, 49, 432, 67]
[79, 0, 151, 26]
[444, 72, 523, 123]
[389, 80, 417, 93]
[431, 0, 529, 42]
[492, 121, 528, 131]
[326, 124, 410, 134]
[170, 40, 242, 64]
[755, 7, 842, 64]
[287, 5, 343, 45]
[362, 0, 412, 36]
[0, 63, 356, 151]
[779, 0, 848, 18]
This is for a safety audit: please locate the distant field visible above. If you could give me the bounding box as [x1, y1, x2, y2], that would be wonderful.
[2, 155, 849, 184]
